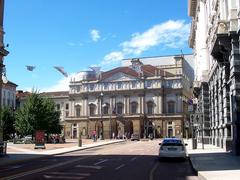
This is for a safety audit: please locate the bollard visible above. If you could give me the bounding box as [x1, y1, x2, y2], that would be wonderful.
[78, 130, 82, 147]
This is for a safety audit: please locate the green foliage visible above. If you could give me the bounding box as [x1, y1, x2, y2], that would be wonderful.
[15, 92, 62, 136]
[0, 107, 15, 141]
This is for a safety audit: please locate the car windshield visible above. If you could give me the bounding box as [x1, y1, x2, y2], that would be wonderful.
[162, 143, 183, 146]
[162, 139, 183, 146]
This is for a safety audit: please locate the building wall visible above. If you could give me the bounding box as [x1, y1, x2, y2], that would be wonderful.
[1, 82, 17, 109]
[189, 0, 240, 154]
[66, 56, 194, 139]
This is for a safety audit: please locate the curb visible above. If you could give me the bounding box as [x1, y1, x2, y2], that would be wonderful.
[0, 140, 125, 167]
[188, 155, 207, 180]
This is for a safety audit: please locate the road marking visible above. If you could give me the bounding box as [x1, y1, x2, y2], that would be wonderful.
[2, 156, 89, 180]
[3, 165, 23, 171]
[75, 165, 103, 170]
[130, 157, 137, 161]
[44, 175, 85, 179]
[94, 159, 108, 165]
[149, 162, 159, 180]
[115, 164, 125, 170]
[48, 172, 90, 176]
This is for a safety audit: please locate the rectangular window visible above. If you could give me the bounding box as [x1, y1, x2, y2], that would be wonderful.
[76, 107, 81, 117]
[117, 82, 123, 89]
[168, 102, 175, 113]
[146, 80, 152, 88]
[56, 104, 60, 111]
[132, 81, 137, 88]
[89, 84, 94, 90]
[104, 83, 108, 90]
[65, 103, 69, 110]
[65, 111, 69, 117]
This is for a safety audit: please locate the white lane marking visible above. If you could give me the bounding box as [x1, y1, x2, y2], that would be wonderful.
[75, 165, 103, 170]
[44, 175, 84, 179]
[94, 159, 108, 165]
[115, 164, 125, 170]
[149, 162, 159, 180]
[48, 172, 90, 176]
[3, 156, 89, 180]
[4, 165, 23, 171]
[130, 157, 137, 161]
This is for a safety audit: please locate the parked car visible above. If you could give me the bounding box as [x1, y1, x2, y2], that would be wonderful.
[22, 135, 33, 144]
[158, 138, 188, 160]
[148, 133, 154, 140]
[131, 134, 140, 141]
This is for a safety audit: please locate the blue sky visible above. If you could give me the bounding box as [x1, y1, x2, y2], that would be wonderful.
[4, 0, 192, 92]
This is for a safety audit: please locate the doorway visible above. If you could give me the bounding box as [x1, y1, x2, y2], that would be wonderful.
[168, 127, 173, 137]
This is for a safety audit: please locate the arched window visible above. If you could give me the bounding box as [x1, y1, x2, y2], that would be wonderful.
[147, 101, 154, 115]
[116, 102, 124, 114]
[167, 101, 175, 113]
[130, 102, 138, 114]
[103, 103, 109, 115]
[89, 104, 96, 116]
[75, 105, 81, 117]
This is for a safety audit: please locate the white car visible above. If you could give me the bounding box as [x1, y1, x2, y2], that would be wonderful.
[158, 138, 188, 160]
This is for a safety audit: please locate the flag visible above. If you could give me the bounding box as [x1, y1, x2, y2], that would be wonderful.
[26, 65, 35, 71]
[54, 66, 68, 77]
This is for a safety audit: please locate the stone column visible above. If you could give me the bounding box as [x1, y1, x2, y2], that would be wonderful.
[84, 98, 88, 116]
[138, 95, 142, 114]
[159, 95, 162, 114]
[124, 96, 127, 114]
[229, 33, 240, 155]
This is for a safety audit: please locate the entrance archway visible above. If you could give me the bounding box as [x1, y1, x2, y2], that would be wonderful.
[124, 120, 133, 139]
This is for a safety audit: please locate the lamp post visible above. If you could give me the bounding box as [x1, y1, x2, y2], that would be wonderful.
[100, 92, 104, 140]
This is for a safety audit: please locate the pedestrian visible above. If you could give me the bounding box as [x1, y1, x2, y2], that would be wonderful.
[112, 132, 115, 139]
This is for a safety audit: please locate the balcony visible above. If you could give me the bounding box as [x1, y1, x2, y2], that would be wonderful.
[211, 21, 231, 64]
[193, 81, 201, 97]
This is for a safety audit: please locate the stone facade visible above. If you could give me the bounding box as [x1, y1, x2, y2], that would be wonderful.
[66, 56, 194, 139]
[189, 0, 240, 155]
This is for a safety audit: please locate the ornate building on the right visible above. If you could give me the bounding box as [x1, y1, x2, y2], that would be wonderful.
[188, 0, 240, 155]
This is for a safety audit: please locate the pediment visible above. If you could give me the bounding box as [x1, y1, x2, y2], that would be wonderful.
[102, 72, 138, 82]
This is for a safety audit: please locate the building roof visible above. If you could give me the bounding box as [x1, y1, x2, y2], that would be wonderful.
[40, 91, 69, 97]
[16, 91, 69, 100]
[16, 91, 31, 100]
[101, 64, 167, 81]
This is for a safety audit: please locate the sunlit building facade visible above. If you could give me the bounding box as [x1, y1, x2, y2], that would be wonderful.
[65, 55, 194, 139]
[189, 0, 240, 155]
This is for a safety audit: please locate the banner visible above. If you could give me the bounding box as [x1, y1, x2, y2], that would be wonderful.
[34, 130, 45, 149]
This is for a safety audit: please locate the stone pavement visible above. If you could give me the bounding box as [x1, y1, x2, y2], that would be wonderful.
[185, 139, 240, 180]
[0, 139, 124, 166]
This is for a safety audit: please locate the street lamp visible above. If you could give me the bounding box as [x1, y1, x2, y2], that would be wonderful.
[100, 92, 104, 140]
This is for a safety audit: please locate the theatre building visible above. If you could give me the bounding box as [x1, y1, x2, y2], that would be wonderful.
[64, 55, 194, 139]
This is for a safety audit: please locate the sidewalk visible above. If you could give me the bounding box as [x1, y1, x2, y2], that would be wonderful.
[0, 139, 124, 166]
[185, 139, 240, 180]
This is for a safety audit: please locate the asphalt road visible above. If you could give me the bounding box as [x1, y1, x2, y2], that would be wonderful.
[0, 140, 199, 180]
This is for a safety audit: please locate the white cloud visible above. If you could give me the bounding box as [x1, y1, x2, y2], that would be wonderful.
[67, 42, 76, 46]
[90, 29, 100, 42]
[101, 20, 190, 65]
[41, 73, 77, 92]
[102, 51, 124, 65]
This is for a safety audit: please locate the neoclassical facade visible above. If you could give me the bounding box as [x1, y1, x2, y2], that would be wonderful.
[189, 0, 240, 155]
[64, 56, 194, 139]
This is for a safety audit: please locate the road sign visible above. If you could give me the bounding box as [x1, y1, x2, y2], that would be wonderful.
[190, 113, 203, 125]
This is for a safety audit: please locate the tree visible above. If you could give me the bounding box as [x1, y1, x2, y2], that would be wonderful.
[0, 107, 15, 141]
[15, 92, 62, 137]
